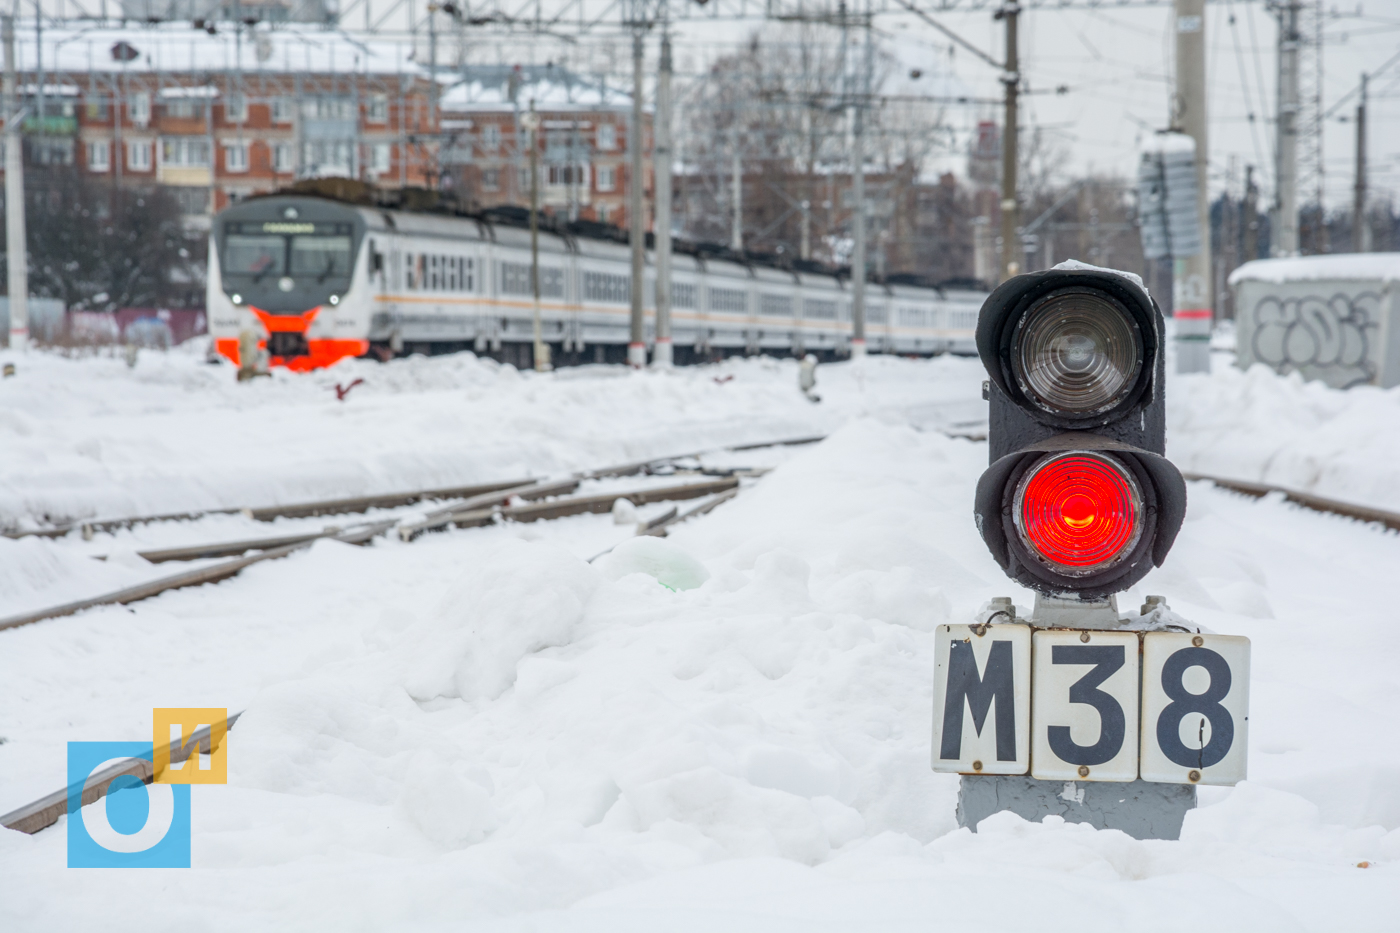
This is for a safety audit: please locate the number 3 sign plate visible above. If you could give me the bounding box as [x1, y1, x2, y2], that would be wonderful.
[1140, 633, 1250, 785]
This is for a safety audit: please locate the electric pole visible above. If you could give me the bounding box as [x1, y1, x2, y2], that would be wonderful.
[653, 30, 674, 368]
[730, 126, 742, 251]
[850, 3, 870, 359]
[628, 29, 647, 369]
[1353, 72, 1369, 253]
[1273, 0, 1300, 255]
[1243, 165, 1259, 263]
[1173, 0, 1212, 373]
[4, 16, 27, 352]
[998, 1, 1020, 283]
[527, 101, 548, 372]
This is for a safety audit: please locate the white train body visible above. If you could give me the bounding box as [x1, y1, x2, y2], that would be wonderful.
[208, 194, 984, 370]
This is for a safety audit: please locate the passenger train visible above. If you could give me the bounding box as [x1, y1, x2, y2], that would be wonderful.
[207, 183, 987, 371]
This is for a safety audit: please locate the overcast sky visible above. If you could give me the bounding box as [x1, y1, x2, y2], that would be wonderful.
[883, 1, 1400, 209]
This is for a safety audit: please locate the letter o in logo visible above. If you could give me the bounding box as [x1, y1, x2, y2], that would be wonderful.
[80, 760, 176, 854]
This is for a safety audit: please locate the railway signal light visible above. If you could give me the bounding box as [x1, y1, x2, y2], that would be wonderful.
[973, 268, 1186, 599]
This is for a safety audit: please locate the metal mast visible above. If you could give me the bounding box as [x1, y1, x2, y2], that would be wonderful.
[4, 16, 27, 352]
[849, 0, 869, 358]
[627, 25, 647, 368]
[997, 1, 1020, 282]
[1173, 0, 1212, 373]
[653, 28, 674, 368]
[1273, 0, 1300, 256]
[1352, 73, 1369, 252]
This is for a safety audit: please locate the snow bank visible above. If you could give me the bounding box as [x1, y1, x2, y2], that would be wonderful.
[5, 415, 1398, 930]
[3, 346, 1400, 930]
[1168, 358, 1400, 511]
[0, 349, 983, 530]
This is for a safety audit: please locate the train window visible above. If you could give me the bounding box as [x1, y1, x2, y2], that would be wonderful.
[224, 234, 285, 277]
[464, 257, 475, 292]
[405, 253, 425, 290]
[760, 294, 792, 317]
[709, 287, 747, 314]
[502, 262, 566, 298]
[671, 282, 696, 309]
[868, 304, 889, 324]
[898, 306, 923, 326]
[430, 255, 441, 290]
[290, 234, 352, 280]
[804, 298, 836, 320]
[584, 271, 629, 304]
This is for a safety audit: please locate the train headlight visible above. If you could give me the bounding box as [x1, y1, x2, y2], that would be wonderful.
[278, 277, 295, 292]
[329, 294, 340, 306]
[231, 293, 243, 305]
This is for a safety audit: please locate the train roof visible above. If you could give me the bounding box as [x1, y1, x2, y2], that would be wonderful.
[246, 179, 991, 297]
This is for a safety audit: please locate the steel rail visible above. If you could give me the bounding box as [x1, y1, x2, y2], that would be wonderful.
[1186, 473, 1400, 533]
[0, 520, 399, 633]
[0, 712, 243, 836]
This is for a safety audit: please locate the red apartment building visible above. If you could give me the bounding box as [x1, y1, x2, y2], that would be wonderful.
[438, 64, 652, 230]
[6, 25, 438, 225]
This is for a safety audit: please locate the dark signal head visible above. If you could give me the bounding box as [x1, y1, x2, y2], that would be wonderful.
[973, 268, 1186, 599]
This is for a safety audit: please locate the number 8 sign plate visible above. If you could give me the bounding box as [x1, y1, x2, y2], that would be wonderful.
[1140, 633, 1250, 786]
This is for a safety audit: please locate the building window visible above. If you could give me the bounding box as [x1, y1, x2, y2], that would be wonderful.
[86, 139, 110, 172]
[165, 98, 205, 120]
[303, 97, 355, 120]
[367, 94, 388, 123]
[225, 93, 247, 123]
[303, 140, 353, 172]
[272, 97, 293, 124]
[596, 164, 616, 192]
[273, 142, 294, 173]
[547, 164, 587, 186]
[129, 93, 150, 126]
[481, 168, 499, 191]
[481, 123, 500, 148]
[85, 98, 108, 121]
[596, 123, 616, 151]
[225, 141, 249, 172]
[370, 142, 391, 173]
[161, 137, 211, 166]
[128, 139, 152, 171]
[596, 205, 609, 224]
[171, 187, 210, 215]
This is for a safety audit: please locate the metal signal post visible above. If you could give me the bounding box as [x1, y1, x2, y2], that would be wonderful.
[933, 267, 1250, 841]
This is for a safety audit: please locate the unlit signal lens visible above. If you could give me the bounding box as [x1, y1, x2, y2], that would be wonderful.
[1014, 452, 1142, 574]
[1012, 290, 1142, 416]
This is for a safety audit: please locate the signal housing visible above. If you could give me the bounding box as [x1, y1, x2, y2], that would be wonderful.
[973, 268, 1186, 599]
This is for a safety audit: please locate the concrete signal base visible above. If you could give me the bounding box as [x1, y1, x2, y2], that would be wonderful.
[958, 774, 1197, 840]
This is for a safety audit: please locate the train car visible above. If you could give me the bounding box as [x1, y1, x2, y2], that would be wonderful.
[208, 189, 986, 370]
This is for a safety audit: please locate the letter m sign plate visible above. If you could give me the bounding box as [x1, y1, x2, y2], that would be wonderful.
[931, 624, 1031, 774]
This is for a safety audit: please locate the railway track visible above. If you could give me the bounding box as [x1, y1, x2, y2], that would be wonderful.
[0, 441, 799, 836]
[0, 436, 818, 632]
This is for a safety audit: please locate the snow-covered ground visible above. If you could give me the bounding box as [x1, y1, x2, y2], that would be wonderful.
[1, 346, 1398, 931]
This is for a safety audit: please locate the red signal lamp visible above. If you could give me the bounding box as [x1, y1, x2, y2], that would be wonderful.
[1014, 452, 1142, 574]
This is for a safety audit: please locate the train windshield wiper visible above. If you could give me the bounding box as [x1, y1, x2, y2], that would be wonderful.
[318, 258, 336, 283]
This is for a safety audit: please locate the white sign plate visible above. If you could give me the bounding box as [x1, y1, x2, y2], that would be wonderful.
[1031, 630, 1141, 782]
[931, 624, 1031, 775]
[1140, 633, 1251, 786]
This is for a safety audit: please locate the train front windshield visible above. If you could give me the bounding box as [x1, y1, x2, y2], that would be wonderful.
[222, 222, 355, 283]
